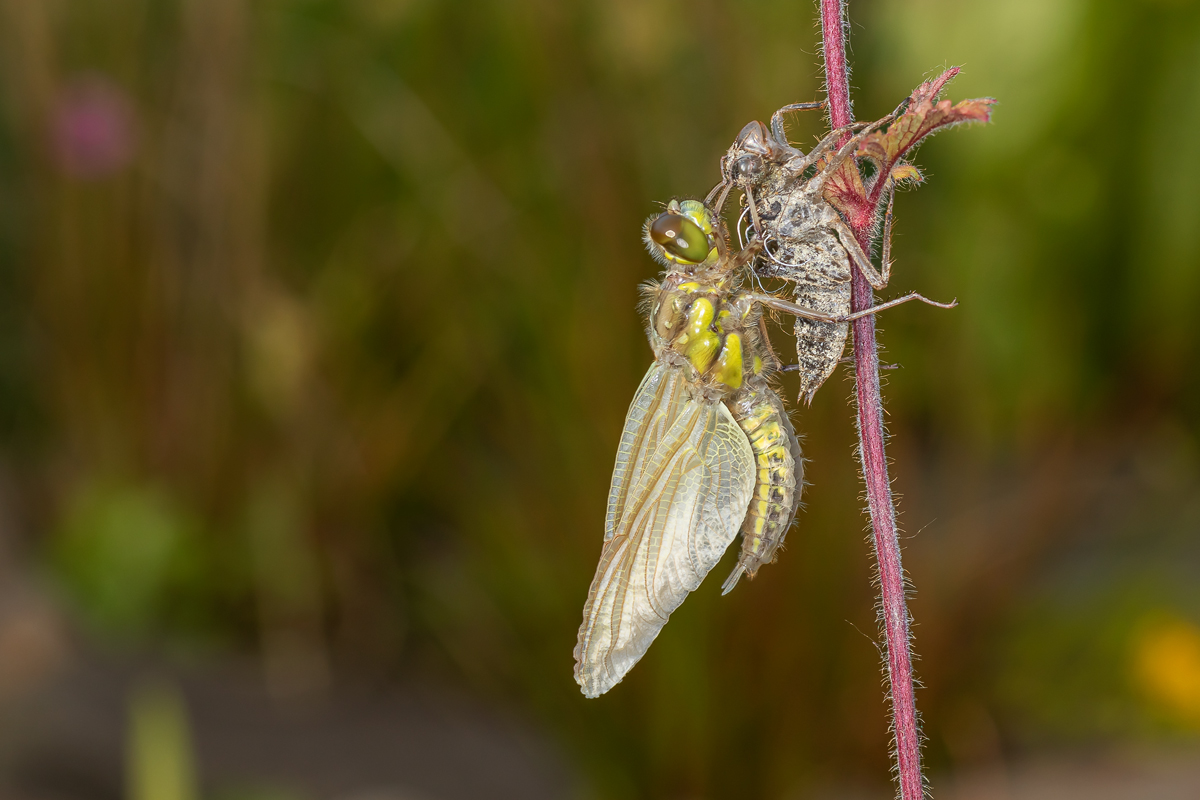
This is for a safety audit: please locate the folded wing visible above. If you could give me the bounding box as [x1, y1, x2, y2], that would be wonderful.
[576, 367, 755, 697]
[605, 365, 692, 540]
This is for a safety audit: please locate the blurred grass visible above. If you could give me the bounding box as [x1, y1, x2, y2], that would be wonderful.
[0, 0, 1199, 797]
[128, 679, 199, 800]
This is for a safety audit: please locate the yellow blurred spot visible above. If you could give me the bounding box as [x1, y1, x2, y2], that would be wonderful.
[1131, 615, 1200, 724]
[246, 290, 312, 420]
[127, 680, 199, 800]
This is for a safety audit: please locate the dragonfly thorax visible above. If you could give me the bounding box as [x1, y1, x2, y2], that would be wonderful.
[649, 281, 762, 394]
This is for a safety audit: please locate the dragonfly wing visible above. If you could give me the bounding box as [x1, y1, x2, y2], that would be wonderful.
[605, 363, 688, 542]
[576, 385, 755, 697]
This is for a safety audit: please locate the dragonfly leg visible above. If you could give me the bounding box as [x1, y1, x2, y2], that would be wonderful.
[706, 161, 733, 211]
[743, 185, 765, 236]
[770, 100, 827, 146]
[839, 292, 958, 322]
[878, 184, 895, 287]
[747, 290, 956, 324]
[805, 112, 896, 195]
[782, 121, 869, 176]
[791, 361, 899, 371]
[730, 238, 764, 271]
[756, 314, 784, 373]
[833, 215, 889, 290]
[745, 292, 838, 322]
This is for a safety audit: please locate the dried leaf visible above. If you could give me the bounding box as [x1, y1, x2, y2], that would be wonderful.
[857, 76, 994, 168]
[822, 158, 873, 229]
[822, 67, 994, 223]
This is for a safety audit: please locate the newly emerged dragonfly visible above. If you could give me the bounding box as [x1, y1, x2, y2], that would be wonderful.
[573, 198, 935, 697]
[576, 78, 983, 699]
[573, 199, 805, 698]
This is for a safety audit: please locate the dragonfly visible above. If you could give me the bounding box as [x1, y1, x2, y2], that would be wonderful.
[574, 199, 806, 698]
[573, 195, 936, 697]
[575, 82, 978, 698]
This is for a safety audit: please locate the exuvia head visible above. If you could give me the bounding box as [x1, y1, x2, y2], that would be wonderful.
[723, 120, 794, 187]
[644, 199, 719, 268]
[727, 121, 770, 185]
[708, 120, 794, 216]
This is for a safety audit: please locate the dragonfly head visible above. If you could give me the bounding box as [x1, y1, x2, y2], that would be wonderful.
[644, 199, 720, 269]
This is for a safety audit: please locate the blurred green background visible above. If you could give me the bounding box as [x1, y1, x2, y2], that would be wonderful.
[1, 0, 1200, 798]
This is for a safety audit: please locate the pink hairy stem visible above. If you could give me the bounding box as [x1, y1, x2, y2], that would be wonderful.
[820, 1, 925, 798]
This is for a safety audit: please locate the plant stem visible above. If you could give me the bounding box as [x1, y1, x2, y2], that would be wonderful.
[819, 1, 924, 798]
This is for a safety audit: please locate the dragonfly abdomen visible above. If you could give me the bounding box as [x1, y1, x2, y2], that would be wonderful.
[722, 384, 803, 594]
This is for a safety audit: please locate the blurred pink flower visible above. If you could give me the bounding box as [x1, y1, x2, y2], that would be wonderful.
[51, 74, 137, 178]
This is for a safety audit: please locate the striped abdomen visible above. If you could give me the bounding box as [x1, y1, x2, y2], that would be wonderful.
[722, 383, 803, 594]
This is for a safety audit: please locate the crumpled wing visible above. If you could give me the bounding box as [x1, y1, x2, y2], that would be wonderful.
[575, 373, 755, 698]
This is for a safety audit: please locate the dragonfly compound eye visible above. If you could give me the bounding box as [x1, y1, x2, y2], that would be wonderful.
[732, 153, 764, 183]
[649, 213, 710, 264]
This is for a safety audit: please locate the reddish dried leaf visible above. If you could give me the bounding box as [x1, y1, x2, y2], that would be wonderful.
[823, 158, 873, 229]
[822, 67, 994, 219]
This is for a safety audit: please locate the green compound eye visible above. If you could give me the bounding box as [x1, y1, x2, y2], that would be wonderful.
[649, 213, 710, 264]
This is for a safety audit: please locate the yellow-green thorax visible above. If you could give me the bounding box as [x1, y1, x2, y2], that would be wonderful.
[650, 280, 765, 392]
